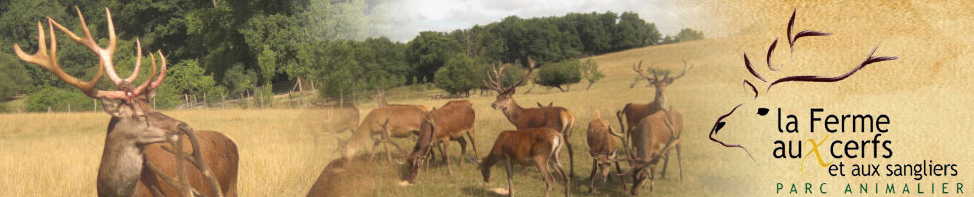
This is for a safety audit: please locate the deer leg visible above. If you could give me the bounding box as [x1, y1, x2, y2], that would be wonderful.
[660, 151, 671, 180]
[369, 139, 381, 162]
[504, 159, 515, 197]
[456, 137, 467, 166]
[442, 141, 454, 174]
[549, 156, 570, 197]
[467, 128, 480, 160]
[588, 159, 598, 193]
[536, 158, 553, 197]
[677, 144, 684, 182]
[383, 140, 394, 163]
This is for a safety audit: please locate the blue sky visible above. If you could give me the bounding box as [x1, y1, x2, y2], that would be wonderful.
[372, 0, 701, 42]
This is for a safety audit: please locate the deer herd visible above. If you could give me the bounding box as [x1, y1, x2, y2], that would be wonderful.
[18, 7, 693, 197]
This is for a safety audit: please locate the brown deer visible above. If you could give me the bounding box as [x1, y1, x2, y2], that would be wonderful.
[585, 110, 626, 193]
[616, 109, 683, 195]
[404, 100, 477, 184]
[478, 128, 570, 197]
[13, 7, 237, 197]
[619, 61, 690, 137]
[341, 104, 432, 162]
[484, 58, 576, 178]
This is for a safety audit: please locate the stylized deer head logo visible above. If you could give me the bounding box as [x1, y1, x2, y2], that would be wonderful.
[709, 9, 898, 162]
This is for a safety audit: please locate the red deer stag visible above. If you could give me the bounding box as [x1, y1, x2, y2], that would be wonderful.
[616, 109, 683, 195]
[619, 61, 690, 137]
[484, 58, 576, 177]
[585, 110, 626, 193]
[404, 100, 477, 184]
[478, 128, 570, 197]
[13, 7, 238, 197]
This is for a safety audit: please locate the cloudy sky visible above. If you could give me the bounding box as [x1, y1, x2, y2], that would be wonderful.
[372, 0, 703, 42]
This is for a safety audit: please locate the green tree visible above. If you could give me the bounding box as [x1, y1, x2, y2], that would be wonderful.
[435, 53, 480, 96]
[0, 53, 29, 100]
[580, 59, 604, 90]
[222, 64, 258, 98]
[533, 60, 581, 92]
[406, 31, 462, 83]
[675, 28, 705, 42]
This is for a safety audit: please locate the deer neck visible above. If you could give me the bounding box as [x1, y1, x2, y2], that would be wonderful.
[501, 99, 524, 125]
[652, 89, 667, 111]
[96, 119, 146, 197]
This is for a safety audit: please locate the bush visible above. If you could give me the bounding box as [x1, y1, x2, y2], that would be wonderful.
[435, 53, 480, 96]
[533, 60, 581, 92]
[580, 59, 604, 90]
[25, 87, 95, 112]
[152, 84, 183, 109]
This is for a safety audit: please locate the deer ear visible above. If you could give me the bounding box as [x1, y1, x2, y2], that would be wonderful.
[101, 99, 132, 117]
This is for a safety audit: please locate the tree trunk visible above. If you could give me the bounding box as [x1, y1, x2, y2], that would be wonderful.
[586, 82, 595, 90]
[556, 86, 566, 92]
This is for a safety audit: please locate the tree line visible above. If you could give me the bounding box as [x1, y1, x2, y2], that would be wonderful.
[0, 0, 704, 112]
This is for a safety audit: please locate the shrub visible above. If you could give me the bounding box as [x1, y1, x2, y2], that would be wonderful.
[435, 53, 480, 96]
[533, 60, 581, 92]
[580, 59, 604, 90]
[25, 87, 94, 112]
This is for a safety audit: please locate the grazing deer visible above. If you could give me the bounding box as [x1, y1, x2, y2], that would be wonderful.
[13, 7, 237, 197]
[619, 61, 690, 137]
[585, 110, 626, 193]
[404, 100, 477, 183]
[478, 128, 570, 197]
[342, 104, 432, 162]
[616, 109, 683, 195]
[484, 58, 576, 178]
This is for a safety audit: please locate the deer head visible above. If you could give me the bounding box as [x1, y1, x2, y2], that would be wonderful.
[632, 60, 691, 104]
[405, 110, 437, 183]
[484, 58, 535, 111]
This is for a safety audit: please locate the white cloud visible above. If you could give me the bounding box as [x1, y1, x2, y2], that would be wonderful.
[372, 0, 702, 42]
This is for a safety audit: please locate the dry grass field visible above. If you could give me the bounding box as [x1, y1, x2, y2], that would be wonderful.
[0, 37, 751, 196]
[3, 1, 973, 195]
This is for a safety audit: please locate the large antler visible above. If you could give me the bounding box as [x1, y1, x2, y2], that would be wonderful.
[483, 57, 536, 95]
[662, 60, 692, 84]
[13, 7, 167, 101]
[632, 60, 658, 84]
[632, 60, 692, 85]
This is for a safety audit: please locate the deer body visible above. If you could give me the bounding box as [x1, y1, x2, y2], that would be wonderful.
[405, 100, 477, 183]
[343, 105, 428, 159]
[585, 111, 625, 193]
[626, 110, 684, 195]
[137, 130, 239, 196]
[479, 128, 570, 197]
